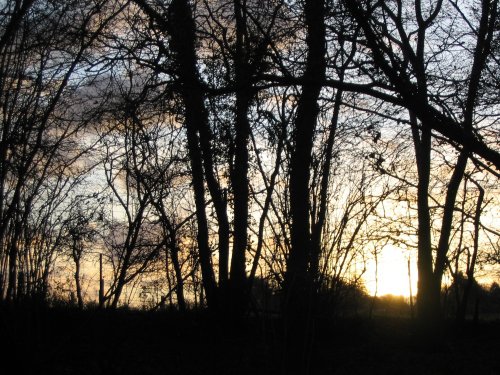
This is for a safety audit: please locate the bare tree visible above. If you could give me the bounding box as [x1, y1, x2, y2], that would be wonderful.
[341, 0, 499, 323]
[0, 0, 124, 301]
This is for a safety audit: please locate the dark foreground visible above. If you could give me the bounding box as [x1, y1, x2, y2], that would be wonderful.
[1, 305, 499, 375]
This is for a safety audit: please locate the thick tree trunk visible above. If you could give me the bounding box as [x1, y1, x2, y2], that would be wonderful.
[410, 114, 440, 322]
[284, 0, 326, 372]
[166, 0, 218, 309]
[286, 0, 326, 306]
[413, 130, 468, 325]
[227, 0, 251, 315]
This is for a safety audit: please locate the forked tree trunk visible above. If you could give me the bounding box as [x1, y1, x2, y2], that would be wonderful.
[228, 0, 251, 315]
[310, 88, 342, 285]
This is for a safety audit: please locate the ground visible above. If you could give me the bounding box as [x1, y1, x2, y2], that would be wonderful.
[1, 305, 499, 374]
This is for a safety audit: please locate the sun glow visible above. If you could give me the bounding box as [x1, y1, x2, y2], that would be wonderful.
[364, 245, 418, 298]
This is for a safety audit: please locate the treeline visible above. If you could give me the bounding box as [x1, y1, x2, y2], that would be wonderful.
[0, 0, 499, 333]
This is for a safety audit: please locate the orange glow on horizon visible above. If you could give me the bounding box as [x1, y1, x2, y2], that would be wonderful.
[364, 245, 418, 298]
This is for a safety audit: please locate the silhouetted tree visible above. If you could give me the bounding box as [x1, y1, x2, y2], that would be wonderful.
[0, 0, 124, 302]
[343, 0, 499, 324]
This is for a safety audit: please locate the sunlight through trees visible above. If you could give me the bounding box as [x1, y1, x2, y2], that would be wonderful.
[0, 0, 498, 335]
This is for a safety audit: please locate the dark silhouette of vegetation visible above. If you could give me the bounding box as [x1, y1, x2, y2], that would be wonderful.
[0, 0, 499, 373]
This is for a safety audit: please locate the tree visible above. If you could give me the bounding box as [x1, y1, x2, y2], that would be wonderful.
[0, 0, 123, 301]
[98, 97, 166, 308]
[131, 0, 288, 313]
[61, 194, 103, 309]
[342, 0, 499, 323]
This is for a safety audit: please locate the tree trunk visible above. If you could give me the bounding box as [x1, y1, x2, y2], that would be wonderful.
[228, 0, 251, 315]
[170, 232, 186, 312]
[434, 150, 468, 289]
[99, 254, 104, 309]
[166, 0, 218, 309]
[111, 258, 129, 309]
[310, 88, 342, 285]
[286, 0, 326, 305]
[457, 180, 484, 322]
[6, 218, 22, 301]
[74, 261, 83, 310]
[284, 0, 326, 372]
[410, 114, 441, 323]
[72, 238, 84, 310]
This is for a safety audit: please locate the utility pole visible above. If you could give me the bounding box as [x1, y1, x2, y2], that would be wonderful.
[99, 253, 104, 308]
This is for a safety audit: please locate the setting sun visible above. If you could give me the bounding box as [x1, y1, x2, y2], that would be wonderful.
[364, 245, 418, 298]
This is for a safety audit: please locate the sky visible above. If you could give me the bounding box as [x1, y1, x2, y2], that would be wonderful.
[364, 244, 418, 298]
